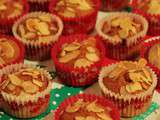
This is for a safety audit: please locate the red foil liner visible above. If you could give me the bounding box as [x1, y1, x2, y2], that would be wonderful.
[130, 0, 160, 36]
[0, 0, 29, 34]
[0, 34, 25, 69]
[141, 36, 160, 92]
[54, 94, 120, 120]
[28, 0, 50, 12]
[51, 34, 106, 87]
[49, 0, 100, 35]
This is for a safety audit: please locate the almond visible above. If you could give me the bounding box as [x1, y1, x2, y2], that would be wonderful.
[141, 82, 150, 90]
[24, 32, 36, 39]
[86, 101, 104, 113]
[35, 22, 50, 35]
[86, 46, 96, 53]
[63, 43, 81, 52]
[7, 83, 16, 91]
[111, 18, 121, 27]
[138, 58, 147, 68]
[119, 29, 128, 39]
[38, 14, 52, 22]
[1, 79, 10, 90]
[60, 50, 66, 57]
[33, 79, 43, 87]
[74, 58, 92, 68]
[21, 81, 39, 94]
[26, 18, 40, 32]
[19, 24, 25, 37]
[59, 50, 80, 63]
[85, 53, 99, 62]
[9, 74, 22, 86]
[126, 82, 143, 93]
[96, 112, 112, 120]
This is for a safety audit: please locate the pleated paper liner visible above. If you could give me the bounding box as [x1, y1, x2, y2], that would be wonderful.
[0, 0, 29, 34]
[130, 0, 160, 36]
[141, 36, 160, 93]
[96, 12, 148, 60]
[54, 94, 120, 120]
[49, 0, 100, 35]
[12, 12, 63, 61]
[0, 63, 52, 118]
[28, 0, 50, 12]
[0, 34, 25, 69]
[51, 34, 106, 87]
[98, 62, 157, 117]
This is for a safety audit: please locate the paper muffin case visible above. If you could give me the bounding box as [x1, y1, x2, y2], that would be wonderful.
[130, 0, 160, 36]
[49, 0, 100, 35]
[0, 0, 29, 34]
[141, 36, 160, 93]
[51, 34, 106, 87]
[0, 63, 52, 118]
[54, 94, 120, 120]
[12, 12, 63, 61]
[96, 12, 148, 60]
[0, 35, 25, 69]
[28, 0, 50, 12]
[98, 63, 157, 117]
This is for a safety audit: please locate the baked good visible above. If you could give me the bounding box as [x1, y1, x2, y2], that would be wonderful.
[27, 0, 50, 12]
[55, 94, 120, 120]
[99, 58, 157, 117]
[0, 0, 29, 34]
[0, 35, 24, 68]
[131, 0, 160, 36]
[51, 34, 105, 86]
[0, 63, 52, 118]
[49, 0, 100, 34]
[13, 12, 63, 61]
[96, 12, 148, 60]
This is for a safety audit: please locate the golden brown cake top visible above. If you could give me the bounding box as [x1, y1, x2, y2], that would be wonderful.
[17, 14, 59, 41]
[138, 0, 160, 14]
[102, 16, 142, 45]
[58, 37, 100, 68]
[0, 38, 20, 66]
[54, 0, 95, 18]
[148, 44, 160, 69]
[0, 0, 23, 19]
[103, 59, 153, 95]
[0, 68, 49, 96]
[60, 99, 113, 120]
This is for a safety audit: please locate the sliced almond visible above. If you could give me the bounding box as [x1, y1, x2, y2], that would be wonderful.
[33, 79, 43, 87]
[59, 50, 80, 63]
[86, 46, 96, 53]
[26, 18, 40, 32]
[86, 101, 104, 113]
[35, 22, 50, 35]
[38, 14, 52, 22]
[65, 105, 81, 113]
[60, 50, 66, 57]
[97, 112, 112, 120]
[138, 58, 147, 68]
[126, 82, 143, 93]
[24, 32, 36, 39]
[74, 58, 92, 68]
[129, 72, 143, 82]
[111, 18, 121, 27]
[19, 24, 25, 37]
[85, 53, 100, 62]
[75, 116, 85, 120]
[63, 43, 81, 52]
[8, 74, 22, 86]
[119, 29, 129, 39]
[21, 81, 39, 94]
[7, 83, 16, 91]
[1, 79, 10, 90]
[141, 82, 150, 90]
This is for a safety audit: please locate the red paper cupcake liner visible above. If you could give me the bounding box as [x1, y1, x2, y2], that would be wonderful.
[51, 34, 106, 87]
[49, 0, 100, 35]
[54, 94, 120, 120]
[104, 36, 146, 61]
[140, 36, 160, 92]
[0, 0, 29, 34]
[130, 0, 160, 36]
[0, 34, 25, 69]
[28, 0, 49, 12]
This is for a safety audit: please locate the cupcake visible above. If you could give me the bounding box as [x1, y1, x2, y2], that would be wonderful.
[141, 36, 160, 92]
[99, 58, 157, 117]
[54, 94, 120, 120]
[12, 12, 63, 61]
[51, 34, 105, 86]
[130, 0, 160, 36]
[0, 35, 24, 68]
[0, 0, 29, 34]
[49, 0, 100, 35]
[0, 63, 52, 118]
[101, 0, 129, 11]
[27, 0, 50, 12]
[96, 12, 148, 60]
